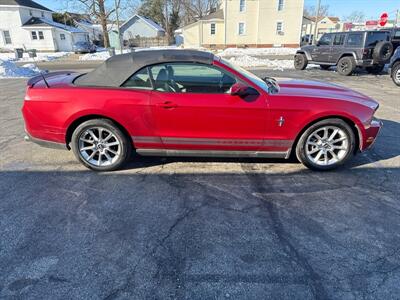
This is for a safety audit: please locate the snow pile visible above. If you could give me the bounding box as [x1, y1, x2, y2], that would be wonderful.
[227, 55, 294, 70]
[0, 51, 71, 62]
[0, 59, 41, 78]
[79, 51, 111, 61]
[218, 47, 298, 57]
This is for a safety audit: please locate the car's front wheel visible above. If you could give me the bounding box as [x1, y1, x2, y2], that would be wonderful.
[391, 62, 400, 86]
[296, 119, 355, 171]
[294, 53, 308, 70]
[337, 56, 356, 76]
[71, 119, 132, 171]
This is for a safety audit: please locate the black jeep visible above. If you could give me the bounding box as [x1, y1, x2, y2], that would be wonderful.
[294, 30, 394, 76]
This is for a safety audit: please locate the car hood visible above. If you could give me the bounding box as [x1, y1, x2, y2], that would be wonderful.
[276, 79, 379, 110]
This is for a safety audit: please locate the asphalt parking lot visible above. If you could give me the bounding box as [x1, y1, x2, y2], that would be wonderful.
[0, 67, 399, 299]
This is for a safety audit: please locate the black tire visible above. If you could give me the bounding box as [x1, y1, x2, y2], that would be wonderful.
[294, 53, 308, 70]
[373, 41, 393, 63]
[366, 64, 385, 74]
[391, 62, 400, 87]
[295, 118, 356, 171]
[337, 56, 356, 76]
[320, 65, 331, 70]
[71, 119, 132, 171]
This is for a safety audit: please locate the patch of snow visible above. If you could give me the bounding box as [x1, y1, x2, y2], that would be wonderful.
[0, 59, 41, 78]
[218, 47, 299, 57]
[227, 55, 295, 70]
[0, 52, 71, 62]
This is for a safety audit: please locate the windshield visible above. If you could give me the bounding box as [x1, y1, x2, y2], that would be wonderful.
[219, 57, 280, 94]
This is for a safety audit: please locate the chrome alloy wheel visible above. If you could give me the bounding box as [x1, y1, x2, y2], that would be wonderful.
[396, 68, 400, 84]
[305, 126, 349, 166]
[78, 127, 121, 167]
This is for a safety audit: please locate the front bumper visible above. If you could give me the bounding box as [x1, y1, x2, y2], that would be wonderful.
[363, 119, 383, 150]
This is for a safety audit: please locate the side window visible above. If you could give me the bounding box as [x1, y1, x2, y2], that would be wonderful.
[149, 63, 236, 94]
[333, 34, 345, 46]
[122, 67, 152, 89]
[346, 33, 363, 47]
[394, 30, 400, 39]
[318, 34, 332, 46]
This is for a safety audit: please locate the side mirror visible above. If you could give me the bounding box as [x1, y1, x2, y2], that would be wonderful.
[231, 82, 253, 96]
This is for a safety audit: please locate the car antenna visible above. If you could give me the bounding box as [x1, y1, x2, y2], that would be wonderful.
[24, 45, 50, 88]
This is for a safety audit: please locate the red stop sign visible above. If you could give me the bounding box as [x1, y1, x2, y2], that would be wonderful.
[379, 12, 388, 26]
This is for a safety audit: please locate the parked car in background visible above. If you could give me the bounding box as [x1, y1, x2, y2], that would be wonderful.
[73, 41, 96, 54]
[389, 47, 400, 86]
[301, 34, 314, 46]
[22, 50, 382, 172]
[380, 27, 400, 50]
[295, 31, 394, 76]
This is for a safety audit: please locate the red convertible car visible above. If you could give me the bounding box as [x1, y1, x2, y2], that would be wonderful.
[22, 49, 382, 171]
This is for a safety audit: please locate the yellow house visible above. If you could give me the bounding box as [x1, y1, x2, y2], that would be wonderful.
[302, 16, 342, 39]
[182, 0, 304, 49]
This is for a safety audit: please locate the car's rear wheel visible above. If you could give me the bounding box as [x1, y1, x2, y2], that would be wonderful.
[71, 119, 132, 171]
[294, 54, 308, 70]
[337, 57, 356, 76]
[391, 62, 400, 86]
[320, 65, 331, 70]
[366, 64, 385, 74]
[296, 119, 355, 171]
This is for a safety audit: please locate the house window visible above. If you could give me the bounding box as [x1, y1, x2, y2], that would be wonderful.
[41, 12, 44, 17]
[278, 0, 284, 11]
[38, 31, 44, 40]
[276, 22, 284, 33]
[3, 30, 12, 44]
[60, 34, 66, 40]
[238, 22, 245, 35]
[31, 31, 38, 40]
[210, 23, 216, 35]
[29, 10, 33, 16]
[239, 0, 245, 12]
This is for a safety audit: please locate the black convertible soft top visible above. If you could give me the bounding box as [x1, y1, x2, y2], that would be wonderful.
[74, 49, 215, 87]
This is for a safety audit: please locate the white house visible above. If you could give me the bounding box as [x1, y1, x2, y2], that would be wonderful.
[0, 0, 89, 51]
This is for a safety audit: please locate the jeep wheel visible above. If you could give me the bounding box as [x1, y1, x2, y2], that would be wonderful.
[366, 64, 385, 74]
[373, 41, 393, 63]
[391, 62, 400, 87]
[320, 65, 331, 70]
[337, 57, 356, 76]
[294, 54, 308, 70]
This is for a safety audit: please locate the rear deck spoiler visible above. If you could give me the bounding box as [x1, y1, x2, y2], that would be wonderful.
[27, 71, 74, 88]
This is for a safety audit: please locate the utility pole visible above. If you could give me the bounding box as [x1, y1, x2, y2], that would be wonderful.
[313, 0, 321, 45]
[395, 9, 399, 27]
[114, 0, 122, 54]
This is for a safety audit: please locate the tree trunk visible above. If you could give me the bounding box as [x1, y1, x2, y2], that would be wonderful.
[98, 0, 110, 48]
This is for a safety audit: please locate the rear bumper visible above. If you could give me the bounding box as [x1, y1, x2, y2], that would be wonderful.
[355, 59, 376, 67]
[24, 133, 68, 150]
[24, 132, 67, 150]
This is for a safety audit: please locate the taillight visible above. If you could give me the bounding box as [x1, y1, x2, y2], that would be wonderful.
[363, 49, 369, 57]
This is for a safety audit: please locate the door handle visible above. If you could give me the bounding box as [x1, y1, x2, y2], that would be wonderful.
[156, 101, 178, 109]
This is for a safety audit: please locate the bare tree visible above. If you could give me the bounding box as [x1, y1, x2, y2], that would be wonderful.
[343, 11, 366, 23]
[76, 0, 122, 47]
[303, 4, 330, 18]
[181, 0, 220, 25]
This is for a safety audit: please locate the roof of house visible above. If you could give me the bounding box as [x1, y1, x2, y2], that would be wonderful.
[120, 14, 165, 33]
[0, 0, 51, 11]
[304, 16, 340, 23]
[199, 9, 224, 21]
[22, 17, 87, 33]
[75, 49, 214, 87]
[181, 9, 224, 29]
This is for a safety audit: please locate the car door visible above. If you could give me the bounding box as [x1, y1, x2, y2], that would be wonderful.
[148, 62, 268, 151]
[330, 33, 345, 62]
[311, 33, 333, 62]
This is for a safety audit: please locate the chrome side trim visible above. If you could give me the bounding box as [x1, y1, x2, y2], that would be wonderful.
[133, 136, 293, 148]
[136, 148, 290, 159]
